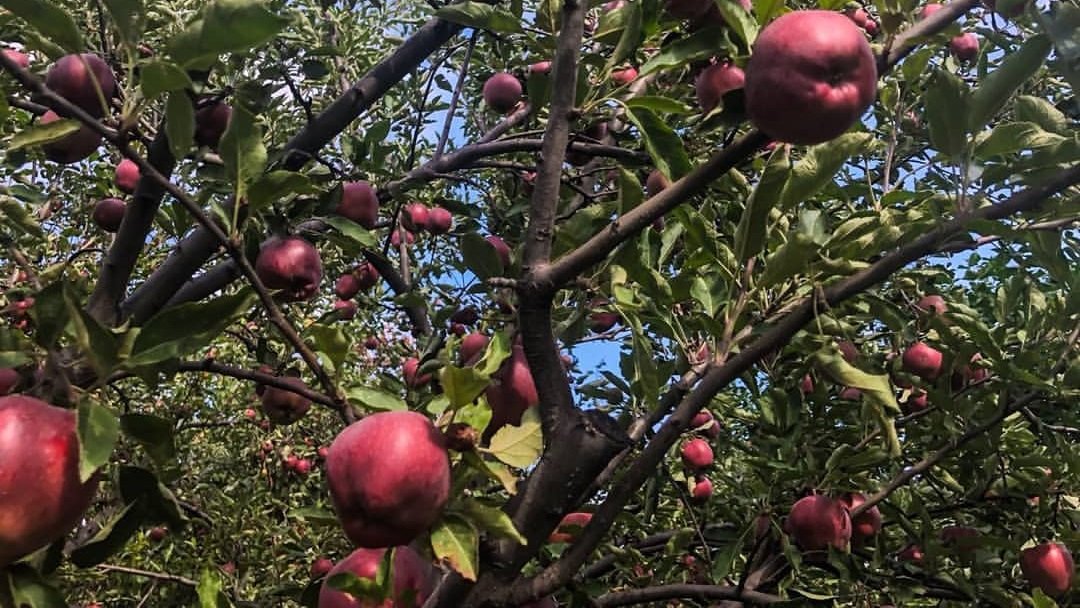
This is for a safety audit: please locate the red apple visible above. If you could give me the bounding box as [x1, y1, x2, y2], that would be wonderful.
[681, 438, 714, 470]
[483, 344, 540, 439]
[333, 300, 357, 320]
[786, 495, 851, 552]
[450, 323, 466, 336]
[443, 422, 479, 452]
[691, 476, 713, 502]
[0, 396, 100, 568]
[696, 61, 745, 114]
[691, 409, 713, 428]
[950, 33, 979, 62]
[450, 306, 480, 326]
[243, 408, 257, 420]
[92, 197, 126, 233]
[483, 72, 522, 114]
[837, 340, 859, 362]
[589, 305, 620, 334]
[0, 368, 18, 395]
[147, 526, 167, 542]
[220, 561, 237, 575]
[839, 492, 881, 541]
[335, 274, 361, 299]
[902, 342, 943, 380]
[844, 7, 869, 27]
[903, 389, 929, 413]
[318, 545, 433, 608]
[293, 458, 312, 475]
[863, 18, 878, 35]
[194, 101, 232, 149]
[260, 377, 312, 425]
[2, 48, 29, 69]
[899, 543, 925, 563]
[460, 333, 489, 366]
[426, 207, 453, 235]
[39, 110, 102, 164]
[310, 556, 334, 579]
[403, 357, 432, 388]
[915, 294, 948, 315]
[1020, 543, 1074, 597]
[529, 60, 552, 75]
[255, 236, 323, 302]
[114, 158, 140, 194]
[485, 235, 512, 268]
[839, 387, 862, 400]
[940, 525, 980, 553]
[390, 228, 415, 247]
[337, 181, 380, 229]
[645, 170, 670, 197]
[326, 411, 451, 548]
[363, 336, 380, 350]
[44, 53, 115, 117]
[567, 122, 609, 166]
[745, 10, 877, 145]
[354, 262, 379, 291]
[611, 66, 638, 85]
[549, 512, 593, 544]
[919, 3, 943, 18]
[402, 203, 430, 233]
[799, 374, 814, 394]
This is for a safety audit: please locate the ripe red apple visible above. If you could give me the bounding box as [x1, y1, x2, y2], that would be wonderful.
[317, 446, 330, 460]
[863, 18, 878, 35]
[691, 476, 713, 502]
[390, 228, 415, 247]
[450, 323, 466, 336]
[293, 458, 313, 475]
[950, 33, 979, 62]
[962, 353, 990, 384]
[333, 300, 357, 320]
[0, 368, 18, 395]
[326, 411, 451, 548]
[147, 526, 167, 542]
[402, 203, 430, 232]
[903, 389, 929, 413]
[691, 409, 713, 428]
[483, 72, 523, 114]
[337, 181, 380, 229]
[3, 48, 29, 69]
[318, 545, 432, 608]
[681, 438, 714, 470]
[485, 235, 512, 268]
[310, 556, 334, 579]
[194, 101, 232, 149]
[696, 62, 745, 114]
[919, 3, 943, 18]
[915, 294, 948, 315]
[114, 158, 139, 193]
[839, 493, 881, 541]
[611, 66, 638, 85]
[567, 122, 609, 166]
[839, 387, 862, 400]
[529, 60, 552, 75]
[744, 10, 877, 145]
[844, 7, 869, 27]
[426, 207, 453, 235]
[243, 408, 257, 420]
[899, 543, 924, 563]
[0, 395, 100, 568]
[786, 495, 851, 552]
[645, 170, 670, 197]
[837, 340, 859, 362]
[443, 422, 479, 452]
[44, 53, 116, 117]
[484, 344, 539, 438]
[255, 236, 323, 302]
[799, 374, 814, 394]
[354, 262, 379, 291]
[403, 357, 432, 388]
[220, 561, 237, 575]
[902, 342, 943, 380]
[940, 525, 980, 553]
[260, 377, 312, 425]
[335, 274, 361, 299]
[588, 302, 620, 334]
[549, 512, 593, 543]
[39, 110, 102, 164]
[1020, 542, 1074, 597]
[450, 306, 480, 326]
[460, 333, 489, 366]
[92, 197, 126, 233]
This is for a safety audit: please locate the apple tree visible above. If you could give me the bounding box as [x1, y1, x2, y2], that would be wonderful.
[0, 0, 1077, 605]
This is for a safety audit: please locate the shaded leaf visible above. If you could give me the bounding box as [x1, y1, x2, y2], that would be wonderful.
[968, 35, 1052, 134]
[69, 501, 144, 567]
[77, 399, 119, 483]
[130, 290, 256, 367]
[924, 69, 969, 158]
[435, 2, 521, 33]
[625, 106, 691, 180]
[0, 0, 82, 51]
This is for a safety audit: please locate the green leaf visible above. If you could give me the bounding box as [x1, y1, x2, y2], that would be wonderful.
[0, 0, 82, 51]
[321, 215, 378, 249]
[812, 347, 900, 416]
[924, 69, 970, 158]
[30, 281, 68, 348]
[130, 290, 256, 366]
[639, 26, 723, 77]
[168, 0, 290, 68]
[780, 132, 873, 209]
[461, 232, 505, 279]
[346, 386, 406, 412]
[486, 406, 542, 468]
[219, 104, 267, 203]
[69, 501, 144, 567]
[430, 514, 479, 581]
[1036, 4, 1080, 93]
[459, 498, 526, 545]
[758, 232, 817, 287]
[67, 300, 121, 376]
[1014, 95, 1069, 135]
[77, 399, 119, 483]
[968, 35, 1052, 134]
[625, 106, 691, 180]
[198, 567, 231, 608]
[306, 323, 349, 371]
[8, 118, 80, 152]
[120, 414, 178, 478]
[140, 60, 193, 99]
[6, 565, 68, 608]
[102, 0, 144, 46]
[624, 95, 692, 115]
[249, 171, 315, 210]
[0, 198, 43, 238]
[116, 466, 189, 528]
[165, 92, 195, 159]
[607, 0, 642, 72]
[714, 0, 758, 46]
[973, 122, 1067, 158]
[435, 2, 521, 33]
[734, 145, 788, 262]
[288, 506, 340, 527]
[441, 365, 491, 409]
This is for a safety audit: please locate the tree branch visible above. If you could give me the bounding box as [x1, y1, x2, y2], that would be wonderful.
[595, 584, 781, 607]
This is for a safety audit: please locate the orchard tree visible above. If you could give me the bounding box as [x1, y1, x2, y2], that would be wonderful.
[0, 0, 1077, 604]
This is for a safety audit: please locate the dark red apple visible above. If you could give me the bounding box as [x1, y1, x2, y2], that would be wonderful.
[902, 342, 943, 380]
[486, 235, 512, 268]
[450, 323, 466, 336]
[839, 492, 881, 541]
[3, 48, 29, 69]
[950, 33, 979, 62]
[483, 72, 523, 114]
[529, 60, 552, 75]
[402, 203, 430, 233]
[403, 357, 432, 388]
[450, 306, 480, 325]
[549, 512, 593, 544]
[44, 53, 115, 117]
[318, 545, 432, 608]
[147, 526, 167, 542]
[363, 336, 380, 350]
[310, 556, 333, 579]
[460, 333, 489, 366]
[744, 10, 877, 144]
[839, 387, 862, 400]
[326, 411, 451, 548]
[260, 377, 312, 425]
[333, 300, 357, 320]
[0, 368, 18, 395]
[390, 229, 415, 247]
[799, 374, 814, 394]
[691, 476, 713, 502]
[696, 62, 745, 114]
[903, 389, 929, 413]
[611, 66, 638, 85]
[567, 122, 609, 166]
[335, 274, 361, 299]
[899, 543, 924, 563]
[589, 302, 620, 334]
[919, 3, 943, 18]
[92, 197, 126, 232]
[39, 110, 102, 164]
[194, 101, 232, 149]
[337, 181, 379, 229]
[353, 262, 379, 291]
[681, 438, 714, 470]
[915, 294, 948, 315]
[114, 158, 139, 194]
[426, 207, 453, 235]
[645, 170, 670, 197]
[664, 0, 713, 20]
[837, 340, 859, 362]
[691, 409, 713, 428]
[443, 422, 479, 452]
[255, 236, 323, 302]
[940, 525, 980, 553]
[483, 344, 539, 439]
[0, 395, 100, 568]
[786, 495, 851, 552]
[1020, 543, 1073, 597]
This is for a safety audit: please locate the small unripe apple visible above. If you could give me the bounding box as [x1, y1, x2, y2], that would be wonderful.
[333, 300, 357, 320]
[0, 368, 18, 395]
[310, 556, 333, 579]
[426, 207, 453, 235]
[326, 411, 451, 547]
[681, 438, 714, 470]
[403, 357, 432, 388]
[787, 495, 851, 552]
[549, 512, 593, 543]
[460, 333, 489, 366]
[318, 545, 433, 608]
[39, 110, 102, 164]
[691, 476, 713, 502]
[335, 274, 361, 299]
[114, 158, 140, 193]
[611, 66, 638, 85]
[354, 262, 379, 291]
[402, 203, 430, 232]
[696, 62, 745, 114]
[902, 342, 943, 380]
[485, 235, 512, 268]
[839, 492, 881, 541]
[483, 72, 523, 114]
[147, 526, 167, 542]
[194, 101, 232, 149]
[92, 198, 126, 233]
[260, 377, 312, 425]
[950, 33, 979, 62]
[44, 53, 116, 117]
[2, 48, 29, 69]
[337, 181, 379, 228]
[645, 170, 671, 197]
[1020, 542, 1073, 597]
[255, 236, 323, 302]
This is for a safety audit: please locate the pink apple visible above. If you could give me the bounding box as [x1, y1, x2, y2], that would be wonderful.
[114, 158, 140, 194]
[787, 495, 851, 552]
[337, 181, 379, 229]
[696, 62, 745, 114]
[483, 72, 522, 114]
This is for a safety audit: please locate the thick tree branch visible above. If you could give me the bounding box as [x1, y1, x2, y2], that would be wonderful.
[595, 584, 781, 606]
